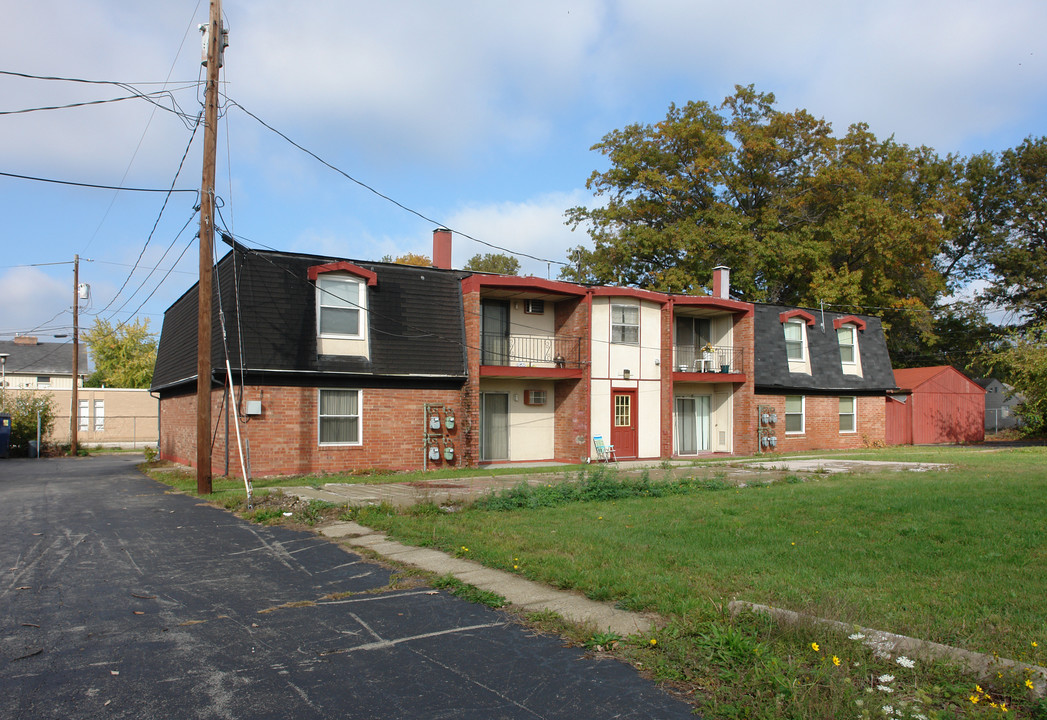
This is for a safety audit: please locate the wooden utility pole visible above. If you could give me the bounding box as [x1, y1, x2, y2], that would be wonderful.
[196, 0, 223, 494]
[70, 253, 79, 456]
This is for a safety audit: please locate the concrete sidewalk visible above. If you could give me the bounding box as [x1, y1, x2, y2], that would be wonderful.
[319, 520, 656, 638]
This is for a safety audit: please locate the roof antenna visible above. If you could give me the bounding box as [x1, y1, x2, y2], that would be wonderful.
[819, 300, 825, 333]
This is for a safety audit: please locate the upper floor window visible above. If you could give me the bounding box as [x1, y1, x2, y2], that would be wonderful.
[837, 326, 856, 364]
[611, 304, 639, 345]
[784, 321, 805, 361]
[317, 275, 362, 337]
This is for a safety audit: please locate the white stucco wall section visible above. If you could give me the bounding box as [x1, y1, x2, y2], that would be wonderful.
[480, 379, 555, 462]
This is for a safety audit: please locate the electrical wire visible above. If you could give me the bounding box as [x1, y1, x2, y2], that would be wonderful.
[224, 97, 568, 268]
[0, 171, 198, 194]
[90, 115, 202, 320]
[0, 88, 196, 116]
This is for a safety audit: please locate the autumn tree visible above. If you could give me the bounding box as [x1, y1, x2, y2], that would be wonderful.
[381, 253, 431, 266]
[83, 318, 157, 388]
[464, 253, 521, 275]
[564, 85, 962, 356]
[983, 136, 1047, 325]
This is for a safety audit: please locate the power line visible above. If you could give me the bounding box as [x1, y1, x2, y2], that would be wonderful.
[224, 98, 568, 268]
[0, 171, 198, 194]
[0, 87, 196, 116]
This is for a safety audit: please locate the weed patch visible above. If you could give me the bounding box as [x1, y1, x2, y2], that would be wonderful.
[430, 575, 507, 608]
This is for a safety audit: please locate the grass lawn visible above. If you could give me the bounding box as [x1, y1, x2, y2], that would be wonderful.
[343, 445, 1047, 719]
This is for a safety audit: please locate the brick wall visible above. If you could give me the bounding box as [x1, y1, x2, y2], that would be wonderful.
[732, 311, 758, 455]
[553, 297, 590, 462]
[752, 393, 886, 453]
[160, 384, 469, 478]
[461, 288, 482, 467]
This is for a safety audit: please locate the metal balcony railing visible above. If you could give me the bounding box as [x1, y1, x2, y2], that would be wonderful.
[481, 333, 583, 368]
[673, 345, 744, 374]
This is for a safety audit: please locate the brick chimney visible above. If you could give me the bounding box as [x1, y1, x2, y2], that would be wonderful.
[712, 266, 730, 300]
[432, 228, 452, 269]
[13, 335, 38, 345]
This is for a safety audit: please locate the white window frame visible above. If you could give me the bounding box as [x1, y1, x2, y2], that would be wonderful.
[318, 389, 362, 446]
[78, 399, 89, 432]
[784, 395, 805, 434]
[94, 399, 105, 432]
[316, 275, 364, 339]
[611, 303, 640, 345]
[837, 325, 857, 365]
[784, 321, 806, 361]
[839, 396, 857, 434]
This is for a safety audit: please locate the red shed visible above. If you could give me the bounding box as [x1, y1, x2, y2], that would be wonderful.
[886, 366, 985, 445]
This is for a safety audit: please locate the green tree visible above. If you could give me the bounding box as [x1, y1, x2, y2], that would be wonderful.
[564, 85, 962, 357]
[0, 392, 56, 456]
[381, 253, 431, 266]
[464, 253, 521, 275]
[83, 318, 157, 388]
[986, 323, 1047, 434]
[984, 136, 1047, 325]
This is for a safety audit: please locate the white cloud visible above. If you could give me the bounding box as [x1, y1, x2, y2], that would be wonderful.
[443, 190, 590, 277]
[0, 268, 72, 337]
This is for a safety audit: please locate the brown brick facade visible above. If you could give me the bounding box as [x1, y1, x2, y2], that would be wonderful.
[751, 393, 885, 453]
[160, 384, 468, 478]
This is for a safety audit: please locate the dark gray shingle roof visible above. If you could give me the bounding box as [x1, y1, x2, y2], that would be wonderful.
[0, 340, 89, 376]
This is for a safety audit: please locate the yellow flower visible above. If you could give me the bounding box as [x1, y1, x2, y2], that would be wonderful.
[832, 655, 841, 666]
[969, 695, 980, 704]
[649, 638, 657, 646]
[513, 565, 519, 570]
[1034, 641, 1039, 648]
[811, 642, 819, 652]
[1027, 679, 1036, 690]
[1001, 702, 1008, 712]
[976, 685, 984, 694]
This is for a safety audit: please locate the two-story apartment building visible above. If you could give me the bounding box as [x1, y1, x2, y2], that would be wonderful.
[152, 231, 894, 477]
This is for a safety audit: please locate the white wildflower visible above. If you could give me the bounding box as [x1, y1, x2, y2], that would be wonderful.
[878, 674, 895, 683]
[855, 698, 864, 707]
[877, 684, 894, 693]
[896, 656, 915, 669]
[882, 705, 893, 715]
[914, 714, 928, 720]
[849, 632, 866, 640]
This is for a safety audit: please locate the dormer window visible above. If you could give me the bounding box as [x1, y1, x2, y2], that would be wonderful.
[308, 261, 377, 357]
[837, 325, 856, 364]
[784, 321, 805, 361]
[832, 316, 867, 376]
[318, 275, 362, 337]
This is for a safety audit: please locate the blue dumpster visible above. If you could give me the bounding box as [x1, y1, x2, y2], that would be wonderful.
[0, 414, 10, 458]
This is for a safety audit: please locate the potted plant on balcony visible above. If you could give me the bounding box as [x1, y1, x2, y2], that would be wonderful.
[701, 342, 714, 372]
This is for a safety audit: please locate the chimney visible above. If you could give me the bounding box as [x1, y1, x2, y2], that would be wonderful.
[13, 335, 38, 345]
[432, 228, 452, 269]
[712, 266, 730, 300]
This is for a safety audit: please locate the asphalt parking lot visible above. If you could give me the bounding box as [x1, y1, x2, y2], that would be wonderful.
[0, 454, 694, 719]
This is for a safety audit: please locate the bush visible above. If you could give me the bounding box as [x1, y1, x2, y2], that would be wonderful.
[1, 392, 57, 456]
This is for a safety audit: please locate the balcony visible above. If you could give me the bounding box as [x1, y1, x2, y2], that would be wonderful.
[480, 332, 584, 378]
[673, 345, 745, 377]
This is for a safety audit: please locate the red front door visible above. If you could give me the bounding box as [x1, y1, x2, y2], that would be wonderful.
[611, 389, 638, 458]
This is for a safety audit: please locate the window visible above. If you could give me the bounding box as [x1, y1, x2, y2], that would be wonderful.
[611, 304, 639, 345]
[837, 326, 856, 364]
[78, 400, 89, 432]
[318, 389, 360, 445]
[317, 275, 362, 337]
[784, 322, 805, 361]
[94, 400, 105, 432]
[615, 393, 632, 427]
[839, 396, 856, 433]
[37, 376, 52, 388]
[524, 299, 545, 314]
[785, 395, 804, 434]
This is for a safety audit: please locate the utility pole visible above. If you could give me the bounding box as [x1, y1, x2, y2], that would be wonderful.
[196, 0, 223, 495]
[70, 254, 79, 456]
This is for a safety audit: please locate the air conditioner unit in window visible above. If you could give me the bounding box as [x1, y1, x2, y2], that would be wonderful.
[524, 299, 545, 314]
[524, 390, 547, 406]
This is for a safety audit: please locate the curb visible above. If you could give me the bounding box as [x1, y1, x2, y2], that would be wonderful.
[320, 520, 656, 638]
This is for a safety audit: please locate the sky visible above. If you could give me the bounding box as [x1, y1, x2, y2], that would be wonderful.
[1, 0, 1045, 358]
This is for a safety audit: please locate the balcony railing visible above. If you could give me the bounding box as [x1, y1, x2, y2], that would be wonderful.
[481, 333, 583, 368]
[674, 345, 744, 374]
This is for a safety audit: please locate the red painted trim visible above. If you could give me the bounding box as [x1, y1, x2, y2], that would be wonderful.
[478, 366, 585, 379]
[832, 315, 867, 331]
[779, 309, 816, 325]
[673, 372, 746, 383]
[589, 286, 668, 302]
[308, 261, 378, 286]
[460, 274, 587, 296]
[672, 295, 754, 314]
